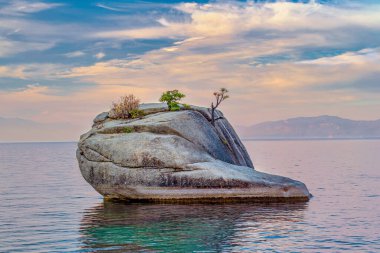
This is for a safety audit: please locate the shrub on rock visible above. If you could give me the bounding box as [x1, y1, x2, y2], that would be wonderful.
[109, 94, 140, 119]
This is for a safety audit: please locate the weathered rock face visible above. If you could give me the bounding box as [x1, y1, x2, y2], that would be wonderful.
[77, 103, 311, 202]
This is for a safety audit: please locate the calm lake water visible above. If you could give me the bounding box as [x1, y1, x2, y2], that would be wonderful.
[0, 140, 379, 252]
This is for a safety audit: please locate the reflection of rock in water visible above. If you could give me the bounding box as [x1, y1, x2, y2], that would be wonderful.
[79, 201, 308, 252]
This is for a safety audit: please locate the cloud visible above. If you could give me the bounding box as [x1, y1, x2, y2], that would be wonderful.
[0, 0, 62, 16]
[289, 48, 380, 92]
[0, 15, 88, 57]
[78, 1, 380, 93]
[85, 0, 380, 102]
[0, 36, 54, 57]
[1, 0, 380, 130]
[0, 65, 24, 79]
[0, 63, 66, 79]
[298, 47, 380, 65]
[94, 52, 106, 59]
[64, 51, 86, 58]
[74, 46, 379, 91]
[94, 25, 184, 40]
[0, 81, 159, 129]
[61, 0, 380, 123]
[93, 1, 380, 40]
[95, 3, 123, 12]
[0, 1, 94, 58]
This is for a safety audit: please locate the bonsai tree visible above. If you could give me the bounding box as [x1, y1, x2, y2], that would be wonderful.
[210, 88, 229, 126]
[159, 90, 185, 111]
[110, 94, 142, 119]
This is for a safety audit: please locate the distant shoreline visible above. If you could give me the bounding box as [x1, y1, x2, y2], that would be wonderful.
[242, 137, 380, 141]
[2, 138, 380, 144]
[0, 141, 78, 144]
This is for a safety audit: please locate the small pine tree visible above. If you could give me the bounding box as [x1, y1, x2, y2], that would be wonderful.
[159, 90, 185, 111]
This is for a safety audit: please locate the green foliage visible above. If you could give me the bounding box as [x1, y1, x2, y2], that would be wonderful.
[130, 109, 145, 119]
[159, 90, 185, 111]
[170, 102, 181, 111]
[123, 126, 134, 133]
[182, 103, 191, 110]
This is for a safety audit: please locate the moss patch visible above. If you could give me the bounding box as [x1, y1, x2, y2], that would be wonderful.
[123, 126, 134, 133]
[182, 103, 191, 110]
[130, 109, 145, 119]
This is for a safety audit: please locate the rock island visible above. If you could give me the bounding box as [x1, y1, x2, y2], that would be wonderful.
[77, 103, 311, 202]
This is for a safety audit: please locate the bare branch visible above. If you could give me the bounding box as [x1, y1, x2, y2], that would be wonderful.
[210, 88, 230, 126]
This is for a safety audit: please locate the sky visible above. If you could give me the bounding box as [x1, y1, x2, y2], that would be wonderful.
[0, 0, 380, 141]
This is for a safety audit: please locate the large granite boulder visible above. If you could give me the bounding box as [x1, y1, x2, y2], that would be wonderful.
[77, 103, 311, 202]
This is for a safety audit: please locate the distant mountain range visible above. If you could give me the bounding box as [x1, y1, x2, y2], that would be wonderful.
[0, 117, 81, 142]
[2, 115, 380, 142]
[237, 115, 380, 140]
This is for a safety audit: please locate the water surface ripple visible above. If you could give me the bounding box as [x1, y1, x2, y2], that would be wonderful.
[0, 140, 379, 252]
